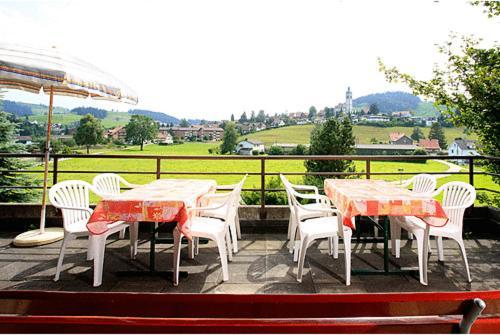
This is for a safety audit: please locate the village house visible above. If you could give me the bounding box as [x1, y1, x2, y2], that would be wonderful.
[418, 139, 441, 153]
[170, 126, 224, 141]
[235, 140, 265, 155]
[392, 111, 412, 118]
[157, 127, 173, 144]
[389, 132, 413, 145]
[360, 115, 390, 123]
[448, 139, 479, 164]
[106, 126, 127, 141]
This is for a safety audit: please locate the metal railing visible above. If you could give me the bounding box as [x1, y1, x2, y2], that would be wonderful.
[0, 153, 499, 218]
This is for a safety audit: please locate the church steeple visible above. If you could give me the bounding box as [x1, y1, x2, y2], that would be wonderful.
[345, 86, 353, 114]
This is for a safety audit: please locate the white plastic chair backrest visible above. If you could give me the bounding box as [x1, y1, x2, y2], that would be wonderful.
[411, 174, 437, 194]
[227, 175, 247, 220]
[279, 174, 294, 210]
[437, 182, 476, 231]
[93, 173, 122, 196]
[49, 180, 93, 231]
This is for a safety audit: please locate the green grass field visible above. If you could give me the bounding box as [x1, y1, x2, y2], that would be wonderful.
[28, 143, 497, 204]
[240, 124, 475, 145]
[28, 111, 131, 128]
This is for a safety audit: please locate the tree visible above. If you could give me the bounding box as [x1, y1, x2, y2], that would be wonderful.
[250, 110, 256, 122]
[428, 122, 447, 149]
[308, 106, 317, 120]
[74, 114, 104, 154]
[411, 127, 425, 142]
[0, 108, 40, 202]
[220, 122, 238, 154]
[230, 114, 235, 122]
[125, 114, 158, 151]
[179, 118, 190, 127]
[239, 112, 248, 123]
[304, 117, 356, 187]
[378, 1, 499, 200]
[368, 103, 379, 115]
[256, 110, 266, 123]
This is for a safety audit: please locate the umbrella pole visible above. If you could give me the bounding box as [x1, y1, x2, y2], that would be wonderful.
[39, 86, 54, 234]
[13, 85, 63, 247]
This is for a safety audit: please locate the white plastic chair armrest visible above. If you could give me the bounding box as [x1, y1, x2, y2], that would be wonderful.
[291, 183, 319, 194]
[216, 183, 238, 190]
[54, 205, 93, 215]
[188, 202, 227, 214]
[293, 191, 332, 205]
[443, 204, 472, 210]
[106, 221, 126, 230]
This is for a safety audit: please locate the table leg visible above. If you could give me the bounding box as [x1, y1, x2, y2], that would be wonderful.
[383, 216, 389, 273]
[149, 222, 157, 272]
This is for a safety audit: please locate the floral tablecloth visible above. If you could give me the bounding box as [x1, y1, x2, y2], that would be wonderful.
[324, 179, 448, 229]
[87, 179, 217, 238]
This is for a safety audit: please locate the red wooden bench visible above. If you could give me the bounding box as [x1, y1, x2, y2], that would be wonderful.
[0, 290, 499, 333]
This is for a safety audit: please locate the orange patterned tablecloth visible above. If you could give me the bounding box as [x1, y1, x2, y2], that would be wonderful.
[324, 179, 448, 229]
[87, 179, 217, 238]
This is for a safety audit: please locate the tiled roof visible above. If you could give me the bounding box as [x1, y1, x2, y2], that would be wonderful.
[418, 139, 441, 150]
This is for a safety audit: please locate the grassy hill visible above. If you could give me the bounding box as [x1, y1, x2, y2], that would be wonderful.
[27, 110, 131, 128]
[240, 124, 475, 146]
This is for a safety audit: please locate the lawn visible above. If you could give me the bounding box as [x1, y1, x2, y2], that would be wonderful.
[28, 143, 498, 204]
[241, 124, 475, 146]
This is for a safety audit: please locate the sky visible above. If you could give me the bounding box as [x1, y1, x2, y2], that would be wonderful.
[0, 0, 498, 120]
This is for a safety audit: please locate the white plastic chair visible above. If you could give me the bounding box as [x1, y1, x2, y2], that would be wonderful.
[280, 174, 332, 258]
[172, 179, 244, 286]
[392, 181, 476, 284]
[49, 180, 136, 286]
[288, 188, 353, 285]
[92, 173, 140, 240]
[197, 175, 247, 253]
[390, 173, 437, 251]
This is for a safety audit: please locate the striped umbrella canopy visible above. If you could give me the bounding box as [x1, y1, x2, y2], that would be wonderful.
[0, 43, 138, 103]
[0, 43, 138, 246]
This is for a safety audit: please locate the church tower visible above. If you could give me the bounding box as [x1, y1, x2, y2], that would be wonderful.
[345, 86, 353, 114]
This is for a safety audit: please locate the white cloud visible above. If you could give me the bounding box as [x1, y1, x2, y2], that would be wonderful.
[0, 0, 498, 119]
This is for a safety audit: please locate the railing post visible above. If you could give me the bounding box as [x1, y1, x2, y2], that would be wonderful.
[156, 158, 161, 180]
[365, 159, 371, 179]
[260, 157, 266, 220]
[469, 157, 474, 186]
[52, 156, 58, 185]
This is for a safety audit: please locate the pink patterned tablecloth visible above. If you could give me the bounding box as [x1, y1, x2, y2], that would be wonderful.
[87, 179, 217, 239]
[324, 179, 448, 229]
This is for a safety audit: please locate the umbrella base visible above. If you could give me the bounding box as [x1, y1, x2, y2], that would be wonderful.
[13, 227, 64, 247]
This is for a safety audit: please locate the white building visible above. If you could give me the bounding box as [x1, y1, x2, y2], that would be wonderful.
[235, 140, 265, 155]
[448, 139, 479, 164]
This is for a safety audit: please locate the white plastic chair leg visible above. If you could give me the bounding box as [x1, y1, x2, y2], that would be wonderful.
[289, 217, 298, 253]
[422, 226, 430, 285]
[293, 228, 300, 262]
[86, 236, 94, 261]
[129, 223, 138, 259]
[287, 214, 293, 239]
[54, 234, 72, 282]
[328, 236, 333, 256]
[119, 226, 126, 239]
[333, 235, 339, 259]
[414, 230, 426, 285]
[225, 229, 233, 262]
[343, 229, 352, 286]
[92, 235, 106, 287]
[436, 236, 444, 261]
[188, 239, 195, 260]
[235, 212, 242, 239]
[408, 232, 414, 240]
[172, 227, 182, 286]
[456, 238, 472, 282]
[390, 221, 401, 258]
[228, 219, 238, 253]
[216, 235, 229, 281]
[297, 235, 310, 282]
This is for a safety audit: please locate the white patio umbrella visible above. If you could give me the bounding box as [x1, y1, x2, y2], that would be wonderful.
[0, 43, 138, 247]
